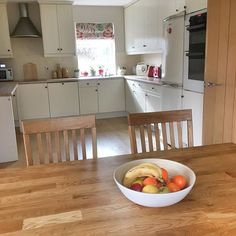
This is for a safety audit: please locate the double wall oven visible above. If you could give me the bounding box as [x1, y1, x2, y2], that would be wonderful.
[184, 10, 207, 93]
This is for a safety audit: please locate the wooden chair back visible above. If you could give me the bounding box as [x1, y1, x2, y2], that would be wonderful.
[22, 115, 97, 166]
[128, 109, 193, 154]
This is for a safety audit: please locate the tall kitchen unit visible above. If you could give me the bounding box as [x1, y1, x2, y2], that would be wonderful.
[162, 12, 185, 147]
[182, 10, 207, 146]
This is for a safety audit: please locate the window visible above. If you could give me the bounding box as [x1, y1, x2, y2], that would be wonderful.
[76, 23, 116, 77]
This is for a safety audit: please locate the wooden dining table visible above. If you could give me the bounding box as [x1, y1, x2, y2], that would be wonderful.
[0, 143, 236, 235]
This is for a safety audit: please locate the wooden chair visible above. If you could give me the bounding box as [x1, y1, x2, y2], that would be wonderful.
[22, 115, 97, 166]
[128, 109, 194, 154]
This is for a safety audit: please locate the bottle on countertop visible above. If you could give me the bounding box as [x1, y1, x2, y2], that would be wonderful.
[62, 67, 69, 78]
[56, 64, 62, 78]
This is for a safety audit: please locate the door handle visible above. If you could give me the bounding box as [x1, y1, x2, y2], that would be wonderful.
[205, 81, 222, 88]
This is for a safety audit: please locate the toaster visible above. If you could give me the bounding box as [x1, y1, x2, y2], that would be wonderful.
[136, 63, 149, 76]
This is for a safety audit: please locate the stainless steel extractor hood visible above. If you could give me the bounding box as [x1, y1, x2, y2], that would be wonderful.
[11, 3, 41, 38]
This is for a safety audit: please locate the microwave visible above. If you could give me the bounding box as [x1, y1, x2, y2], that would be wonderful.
[0, 68, 13, 81]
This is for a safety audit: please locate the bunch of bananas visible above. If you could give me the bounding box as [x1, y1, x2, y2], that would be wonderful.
[123, 163, 163, 188]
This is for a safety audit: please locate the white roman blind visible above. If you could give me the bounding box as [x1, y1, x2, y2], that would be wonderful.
[76, 23, 114, 39]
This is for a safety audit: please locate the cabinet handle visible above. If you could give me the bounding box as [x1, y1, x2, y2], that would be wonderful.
[45, 86, 48, 88]
[7, 49, 11, 52]
[152, 87, 154, 90]
[97, 83, 100, 85]
[95, 89, 98, 92]
[62, 82, 64, 85]
[60, 48, 63, 51]
[145, 94, 148, 97]
[8, 98, 10, 101]
[176, 9, 179, 12]
[57, 48, 60, 51]
[13, 94, 16, 97]
[181, 95, 184, 98]
[143, 45, 147, 47]
[86, 83, 89, 85]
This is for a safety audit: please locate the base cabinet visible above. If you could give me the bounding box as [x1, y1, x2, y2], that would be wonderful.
[17, 83, 50, 120]
[183, 90, 203, 146]
[126, 80, 162, 113]
[0, 97, 18, 163]
[98, 79, 125, 113]
[79, 86, 98, 115]
[48, 82, 79, 117]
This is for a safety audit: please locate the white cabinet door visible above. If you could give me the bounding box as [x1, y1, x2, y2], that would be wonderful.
[183, 90, 203, 146]
[124, 0, 162, 55]
[12, 93, 18, 121]
[175, 0, 186, 12]
[124, 6, 135, 53]
[161, 86, 182, 111]
[98, 79, 125, 113]
[48, 82, 79, 118]
[40, 5, 60, 55]
[0, 97, 18, 163]
[133, 89, 146, 113]
[185, 0, 207, 13]
[79, 86, 98, 114]
[40, 4, 75, 57]
[125, 80, 136, 113]
[17, 83, 50, 120]
[0, 4, 12, 58]
[57, 5, 75, 55]
[146, 92, 162, 112]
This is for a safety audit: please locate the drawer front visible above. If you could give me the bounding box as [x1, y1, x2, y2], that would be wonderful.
[78, 80, 98, 87]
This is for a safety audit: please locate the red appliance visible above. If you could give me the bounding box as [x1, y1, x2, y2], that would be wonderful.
[148, 65, 161, 78]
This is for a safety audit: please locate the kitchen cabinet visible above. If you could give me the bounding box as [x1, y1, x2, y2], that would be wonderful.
[185, 0, 207, 13]
[17, 83, 50, 120]
[12, 92, 18, 122]
[124, 0, 162, 55]
[126, 80, 162, 113]
[0, 4, 13, 58]
[0, 96, 18, 163]
[98, 79, 125, 113]
[79, 79, 126, 115]
[48, 82, 79, 118]
[161, 86, 183, 111]
[40, 4, 75, 57]
[183, 90, 203, 146]
[78, 81, 98, 115]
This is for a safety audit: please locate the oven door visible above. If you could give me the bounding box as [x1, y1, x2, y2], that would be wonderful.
[184, 10, 207, 93]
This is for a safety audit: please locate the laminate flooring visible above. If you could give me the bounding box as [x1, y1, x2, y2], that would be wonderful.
[0, 117, 131, 169]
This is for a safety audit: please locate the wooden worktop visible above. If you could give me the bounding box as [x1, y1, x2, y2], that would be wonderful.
[0, 143, 236, 235]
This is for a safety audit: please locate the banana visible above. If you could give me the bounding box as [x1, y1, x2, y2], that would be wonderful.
[123, 163, 163, 187]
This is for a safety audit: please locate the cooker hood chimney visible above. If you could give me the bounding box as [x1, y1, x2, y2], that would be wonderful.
[11, 3, 41, 38]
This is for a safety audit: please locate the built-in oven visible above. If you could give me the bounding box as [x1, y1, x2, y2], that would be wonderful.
[184, 10, 207, 93]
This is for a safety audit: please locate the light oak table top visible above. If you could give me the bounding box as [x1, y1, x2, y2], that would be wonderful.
[0, 143, 236, 235]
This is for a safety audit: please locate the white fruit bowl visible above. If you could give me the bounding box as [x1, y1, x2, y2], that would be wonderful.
[113, 158, 196, 207]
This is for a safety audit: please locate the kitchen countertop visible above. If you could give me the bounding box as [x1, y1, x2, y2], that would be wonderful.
[124, 75, 163, 85]
[0, 82, 18, 96]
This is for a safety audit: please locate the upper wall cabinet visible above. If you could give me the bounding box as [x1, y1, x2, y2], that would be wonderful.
[124, 0, 186, 55]
[0, 4, 13, 58]
[40, 4, 76, 57]
[185, 0, 207, 13]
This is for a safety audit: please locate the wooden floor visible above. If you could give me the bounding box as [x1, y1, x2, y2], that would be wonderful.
[0, 117, 131, 169]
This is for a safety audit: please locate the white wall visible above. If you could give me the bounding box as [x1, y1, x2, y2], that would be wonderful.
[0, 3, 140, 80]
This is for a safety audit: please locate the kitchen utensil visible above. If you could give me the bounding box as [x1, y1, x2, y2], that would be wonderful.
[23, 63, 38, 81]
[62, 67, 69, 78]
[136, 63, 149, 76]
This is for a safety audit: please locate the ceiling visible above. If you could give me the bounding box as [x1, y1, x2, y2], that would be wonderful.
[5, 0, 137, 7]
[74, 0, 136, 6]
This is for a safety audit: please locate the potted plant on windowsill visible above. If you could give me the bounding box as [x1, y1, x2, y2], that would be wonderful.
[98, 65, 104, 76]
[90, 67, 96, 76]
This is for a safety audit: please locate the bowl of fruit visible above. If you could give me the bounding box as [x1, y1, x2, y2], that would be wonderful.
[113, 159, 196, 207]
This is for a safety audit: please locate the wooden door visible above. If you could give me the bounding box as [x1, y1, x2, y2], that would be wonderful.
[203, 0, 236, 144]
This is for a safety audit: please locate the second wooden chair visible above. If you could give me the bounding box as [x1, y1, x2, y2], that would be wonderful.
[128, 109, 194, 154]
[22, 115, 97, 166]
